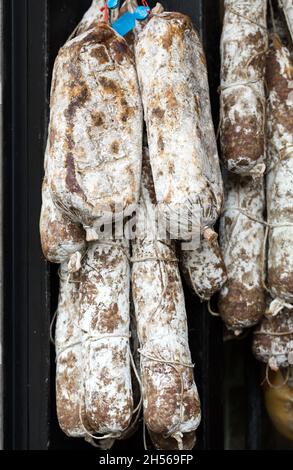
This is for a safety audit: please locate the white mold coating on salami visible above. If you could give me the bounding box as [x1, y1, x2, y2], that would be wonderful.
[253, 306, 293, 370]
[55, 264, 85, 437]
[135, 13, 221, 240]
[266, 36, 293, 303]
[131, 152, 200, 447]
[40, 177, 86, 263]
[279, 0, 293, 43]
[79, 239, 133, 434]
[220, 0, 267, 173]
[76, 0, 105, 36]
[181, 238, 227, 301]
[46, 23, 143, 240]
[219, 172, 266, 332]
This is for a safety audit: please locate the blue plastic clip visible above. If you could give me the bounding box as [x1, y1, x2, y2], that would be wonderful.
[107, 0, 120, 9]
[111, 6, 150, 36]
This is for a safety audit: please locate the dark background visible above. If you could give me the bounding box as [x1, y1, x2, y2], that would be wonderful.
[2, 0, 290, 450]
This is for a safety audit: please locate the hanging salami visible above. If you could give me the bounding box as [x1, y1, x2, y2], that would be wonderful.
[266, 34, 293, 308]
[135, 13, 222, 240]
[40, 177, 86, 264]
[131, 152, 201, 450]
[180, 238, 227, 301]
[253, 305, 293, 371]
[46, 20, 143, 241]
[220, 0, 267, 174]
[218, 172, 266, 333]
[55, 264, 85, 437]
[78, 239, 133, 436]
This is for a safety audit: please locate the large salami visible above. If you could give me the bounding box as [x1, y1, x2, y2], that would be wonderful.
[132, 153, 201, 450]
[220, 0, 267, 174]
[78, 239, 133, 435]
[219, 173, 266, 333]
[55, 264, 85, 437]
[266, 35, 293, 308]
[46, 21, 143, 241]
[135, 13, 222, 240]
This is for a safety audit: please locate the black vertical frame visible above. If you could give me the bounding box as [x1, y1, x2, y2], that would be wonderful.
[3, 0, 224, 450]
[3, 0, 50, 450]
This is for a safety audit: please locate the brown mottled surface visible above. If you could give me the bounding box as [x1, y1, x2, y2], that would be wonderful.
[135, 13, 223, 239]
[55, 264, 86, 437]
[220, 0, 267, 173]
[40, 177, 86, 263]
[78, 240, 133, 434]
[46, 21, 142, 238]
[266, 35, 293, 303]
[149, 430, 196, 451]
[181, 237, 227, 301]
[132, 149, 201, 448]
[219, 280, 265, 331]
[253, 307, 293, 369]
[219, 172, 266, 332]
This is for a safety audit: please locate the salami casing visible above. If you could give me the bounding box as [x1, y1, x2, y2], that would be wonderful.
[79, 239, 133, 435]
[76, 0, 105, 36]
[266, 35, 293, 306]
[149, 431, 196, 451]
[279, 0, 293, 42]
[219, 173, 266, 333]
[46, 22, 143, 241]
[253, 305, 293, 370]
[220, 0, 267, 174]
[40, 177, 86, 264]
[180, 238, 227, 301]
[55, 264, 85, 437]
[132, 153, 201, 449]
[135, 13, 222, 240]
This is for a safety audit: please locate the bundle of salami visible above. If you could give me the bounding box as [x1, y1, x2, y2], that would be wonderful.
[40, 0, 293, 450]
[40, 0, 227, 450]
[219, 0, 293, 392]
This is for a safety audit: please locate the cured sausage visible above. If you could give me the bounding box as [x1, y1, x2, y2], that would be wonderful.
[40, 177, 86, 264]
[266, 35, 293, 307]
[218, 172, 266, 333]
[78, 239, 133, 435]
[253, 305, 293, 370]
[46, 21, 143, 241]
[180, 238, 227, 301]
[135, 13, 222, 240]
[131, 152, 201, 449]
[220, 0, 267, 174]
[55, 264, 85, 437]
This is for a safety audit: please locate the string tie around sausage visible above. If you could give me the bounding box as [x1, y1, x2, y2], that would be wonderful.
[138, 348, 195, 370]
[223, 206, 293, 314]
[262, 362, 292, 389]
[138, 337, 195, 447]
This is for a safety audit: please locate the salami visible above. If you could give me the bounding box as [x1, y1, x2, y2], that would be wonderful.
[135, 13, 222, 240]
[218, 172, 266, 333]
[266, 35, 293, 308]
[131, 153, 201, 450]
[55, 263, 85, 437]
[78, 239, 133, 435]
[279, 0, 293, 42]
[220, 0, 267, 174]
[253, 305, 293, 370]
[40, 177, 86, 264]
[149, 430, 196, 451]
[46, 21, 143, 241]
[180, 238, 227, 301]
[76, 0, 105, 36]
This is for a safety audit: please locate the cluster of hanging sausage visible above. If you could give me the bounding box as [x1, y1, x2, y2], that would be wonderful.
[40, 0, 227, 450]
[219, 0, 293, 376]
[40, 0, 293, 450]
